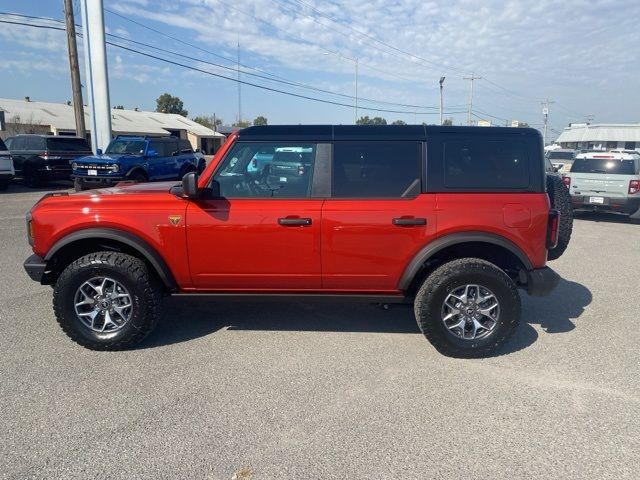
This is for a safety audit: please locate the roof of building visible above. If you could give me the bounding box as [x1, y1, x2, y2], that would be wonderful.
[556, 123, 640, 143]
[0, 98, 224, 138]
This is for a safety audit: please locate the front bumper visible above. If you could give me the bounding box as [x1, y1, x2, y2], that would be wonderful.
[526, 267, 560, 297]
[24, 254, 47, 283]
[72, 175, 125, 187]
[571, 195, 640, 215]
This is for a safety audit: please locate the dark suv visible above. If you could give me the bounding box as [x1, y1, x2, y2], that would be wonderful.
[5, 135, 92, 187]
[24, 125, 569, 357]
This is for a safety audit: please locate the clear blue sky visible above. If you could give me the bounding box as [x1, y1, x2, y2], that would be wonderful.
[1, 0, 639, 137]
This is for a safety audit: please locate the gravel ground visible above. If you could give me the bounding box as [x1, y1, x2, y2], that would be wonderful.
[1, 183, 639, 479]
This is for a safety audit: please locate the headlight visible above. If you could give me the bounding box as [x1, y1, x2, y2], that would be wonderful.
[72, 162, 78, 170]
[110, 164, 119, 172]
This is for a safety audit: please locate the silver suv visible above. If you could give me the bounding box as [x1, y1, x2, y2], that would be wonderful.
[564, 151, 640, 223]
[0, 138, 14, 190]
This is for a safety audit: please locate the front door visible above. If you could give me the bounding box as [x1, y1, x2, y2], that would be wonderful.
[186, 140, 323, 290]
[321, 141, 437, 291]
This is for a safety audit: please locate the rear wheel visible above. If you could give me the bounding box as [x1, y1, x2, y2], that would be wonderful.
[414, 258, 520, 358]
[546, 174, 573, 260]
[0, 179, 8, 191]
[23, 165, 44, 188]
[53, 251, 162, 350]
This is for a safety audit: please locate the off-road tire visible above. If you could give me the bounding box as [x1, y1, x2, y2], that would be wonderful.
[129, 171, 147, 183]
[414, 258, 521, 358]
[73, 178, 89, 192]
[197, 159, 206, 174]
[23, 165, 44, 188]
[546, 174, 573, 260]
[53, 251, 162, 350]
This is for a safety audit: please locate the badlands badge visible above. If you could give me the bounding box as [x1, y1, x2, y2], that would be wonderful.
[168, 215, 182, 226]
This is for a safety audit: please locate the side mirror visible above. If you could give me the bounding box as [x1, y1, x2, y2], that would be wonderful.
[147, 149, 158, 157]
[96, 148, 103, 155]
[182, 171, 199, 198]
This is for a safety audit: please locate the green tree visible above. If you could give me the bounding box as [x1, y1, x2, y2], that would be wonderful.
[232, 120, 251, 128]
[391, 120, 407, 125]
[253, 116, 268, 126]
[442, 118, 453, 126]
[193, 116, 213, 129]
[155, 93, 188, 116]
[356, 116, 387, 125]
[114, 105, 124, 110]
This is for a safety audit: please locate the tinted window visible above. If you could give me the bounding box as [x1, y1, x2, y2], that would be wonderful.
[46, 137, 90, 152]
[24, 136, 46, 150]
[570, 158, 636, 175]
[333, 141, 421, 198]
[148, 140, 175, 157]
[0, 139, 6, 151]
[214, 141, 316, 198]
[9, 137, 26, 150]
[548, 151, 574, 160]
[444, 139, 529, 189]
[179, 139, 193, 153]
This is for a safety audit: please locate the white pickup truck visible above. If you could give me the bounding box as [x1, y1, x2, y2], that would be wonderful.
[563, 151, 640, 223]
[0, 138, 15, 190]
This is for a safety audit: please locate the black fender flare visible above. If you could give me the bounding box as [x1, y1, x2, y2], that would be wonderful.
[397, 232, 533, 290]
[45, 228, 178, 290]
[125, 166, 148, 179]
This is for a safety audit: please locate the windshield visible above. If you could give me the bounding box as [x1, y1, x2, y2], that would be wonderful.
[548, 151, 574, 160]
[105, 139, 146, 155]
[570, 158, 636, 175]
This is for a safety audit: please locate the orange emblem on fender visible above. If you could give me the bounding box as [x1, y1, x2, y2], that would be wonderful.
[168, 215, 182, 226]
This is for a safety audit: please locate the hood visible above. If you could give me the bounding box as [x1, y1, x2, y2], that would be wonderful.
[74, 153, 141, 164]
[76, 181, 180, 195]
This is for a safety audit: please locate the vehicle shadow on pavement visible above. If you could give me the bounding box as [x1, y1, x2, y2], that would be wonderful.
[574, 211, 634, 224]
[142, 278, 592, 355]
[1, 181, 73, 195]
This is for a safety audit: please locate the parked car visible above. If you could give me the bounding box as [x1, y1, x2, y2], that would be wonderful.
[0, 138, 15, 190]
[545, 148, 575, 174]
[23, 125, 566, 357]
[71, 135, 200, 191]
[563, 150, 640, 223]
[4, 135, 92, 187]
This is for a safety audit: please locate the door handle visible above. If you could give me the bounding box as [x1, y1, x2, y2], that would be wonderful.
[392, 217, 427, 226]
[278, 217, 312, 226]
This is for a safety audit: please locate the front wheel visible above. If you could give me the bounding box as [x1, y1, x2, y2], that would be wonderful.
[53, 251, 162, 350]
[414, 258, 520, 358]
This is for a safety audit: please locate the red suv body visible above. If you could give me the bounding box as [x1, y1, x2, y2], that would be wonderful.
[24, 125, 562, 357]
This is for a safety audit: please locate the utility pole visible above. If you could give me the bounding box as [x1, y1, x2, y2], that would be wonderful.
[80, 0, 112, 153]
[541, 99, 555, 146]
[463, 73, 481, 126]
[439, 76, 446, 125]
[354, 57, 359, 124]
[64, 0, 86, 140]
[237, 33, 242, 125]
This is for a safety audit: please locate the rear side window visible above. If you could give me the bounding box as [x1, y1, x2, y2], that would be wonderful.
[149, 140, 174, 157]
[25, 137, 46, 150]
[179, 139, 193, 153]
[570, 158, 636, 175]
[0, 139, 6, 151]
[46, 137, 89, 152]
[444, 140, 529, 189]
[332, 141, 421, 198]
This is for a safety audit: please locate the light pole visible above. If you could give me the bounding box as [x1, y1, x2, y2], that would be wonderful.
[324, 52, 358, 123]
[439, 76, 446, 125]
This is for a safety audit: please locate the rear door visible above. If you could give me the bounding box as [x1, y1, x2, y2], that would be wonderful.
[321, 141, 437, 291]
[186, 140, 324, 290]
[146, 139, 172, 180]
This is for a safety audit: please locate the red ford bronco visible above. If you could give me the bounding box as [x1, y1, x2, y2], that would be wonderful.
[24, 125, 570, 357]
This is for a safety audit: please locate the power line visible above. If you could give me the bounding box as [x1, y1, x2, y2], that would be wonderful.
[0, 17, 468, 116]
[0, 12, 447, 111]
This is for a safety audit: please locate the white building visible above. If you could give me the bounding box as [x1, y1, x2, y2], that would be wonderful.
[0, 97, 226, 154]
[555, 123, 640, 151]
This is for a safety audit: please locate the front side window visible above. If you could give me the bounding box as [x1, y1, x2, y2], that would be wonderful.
[332, 141, 421, 198]
[444, 139, 529, 189]
[106, 139, 145, 155]
[213, 142, 317, 198]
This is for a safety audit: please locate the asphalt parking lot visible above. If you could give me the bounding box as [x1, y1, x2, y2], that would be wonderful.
[1, 183, 639, 480]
